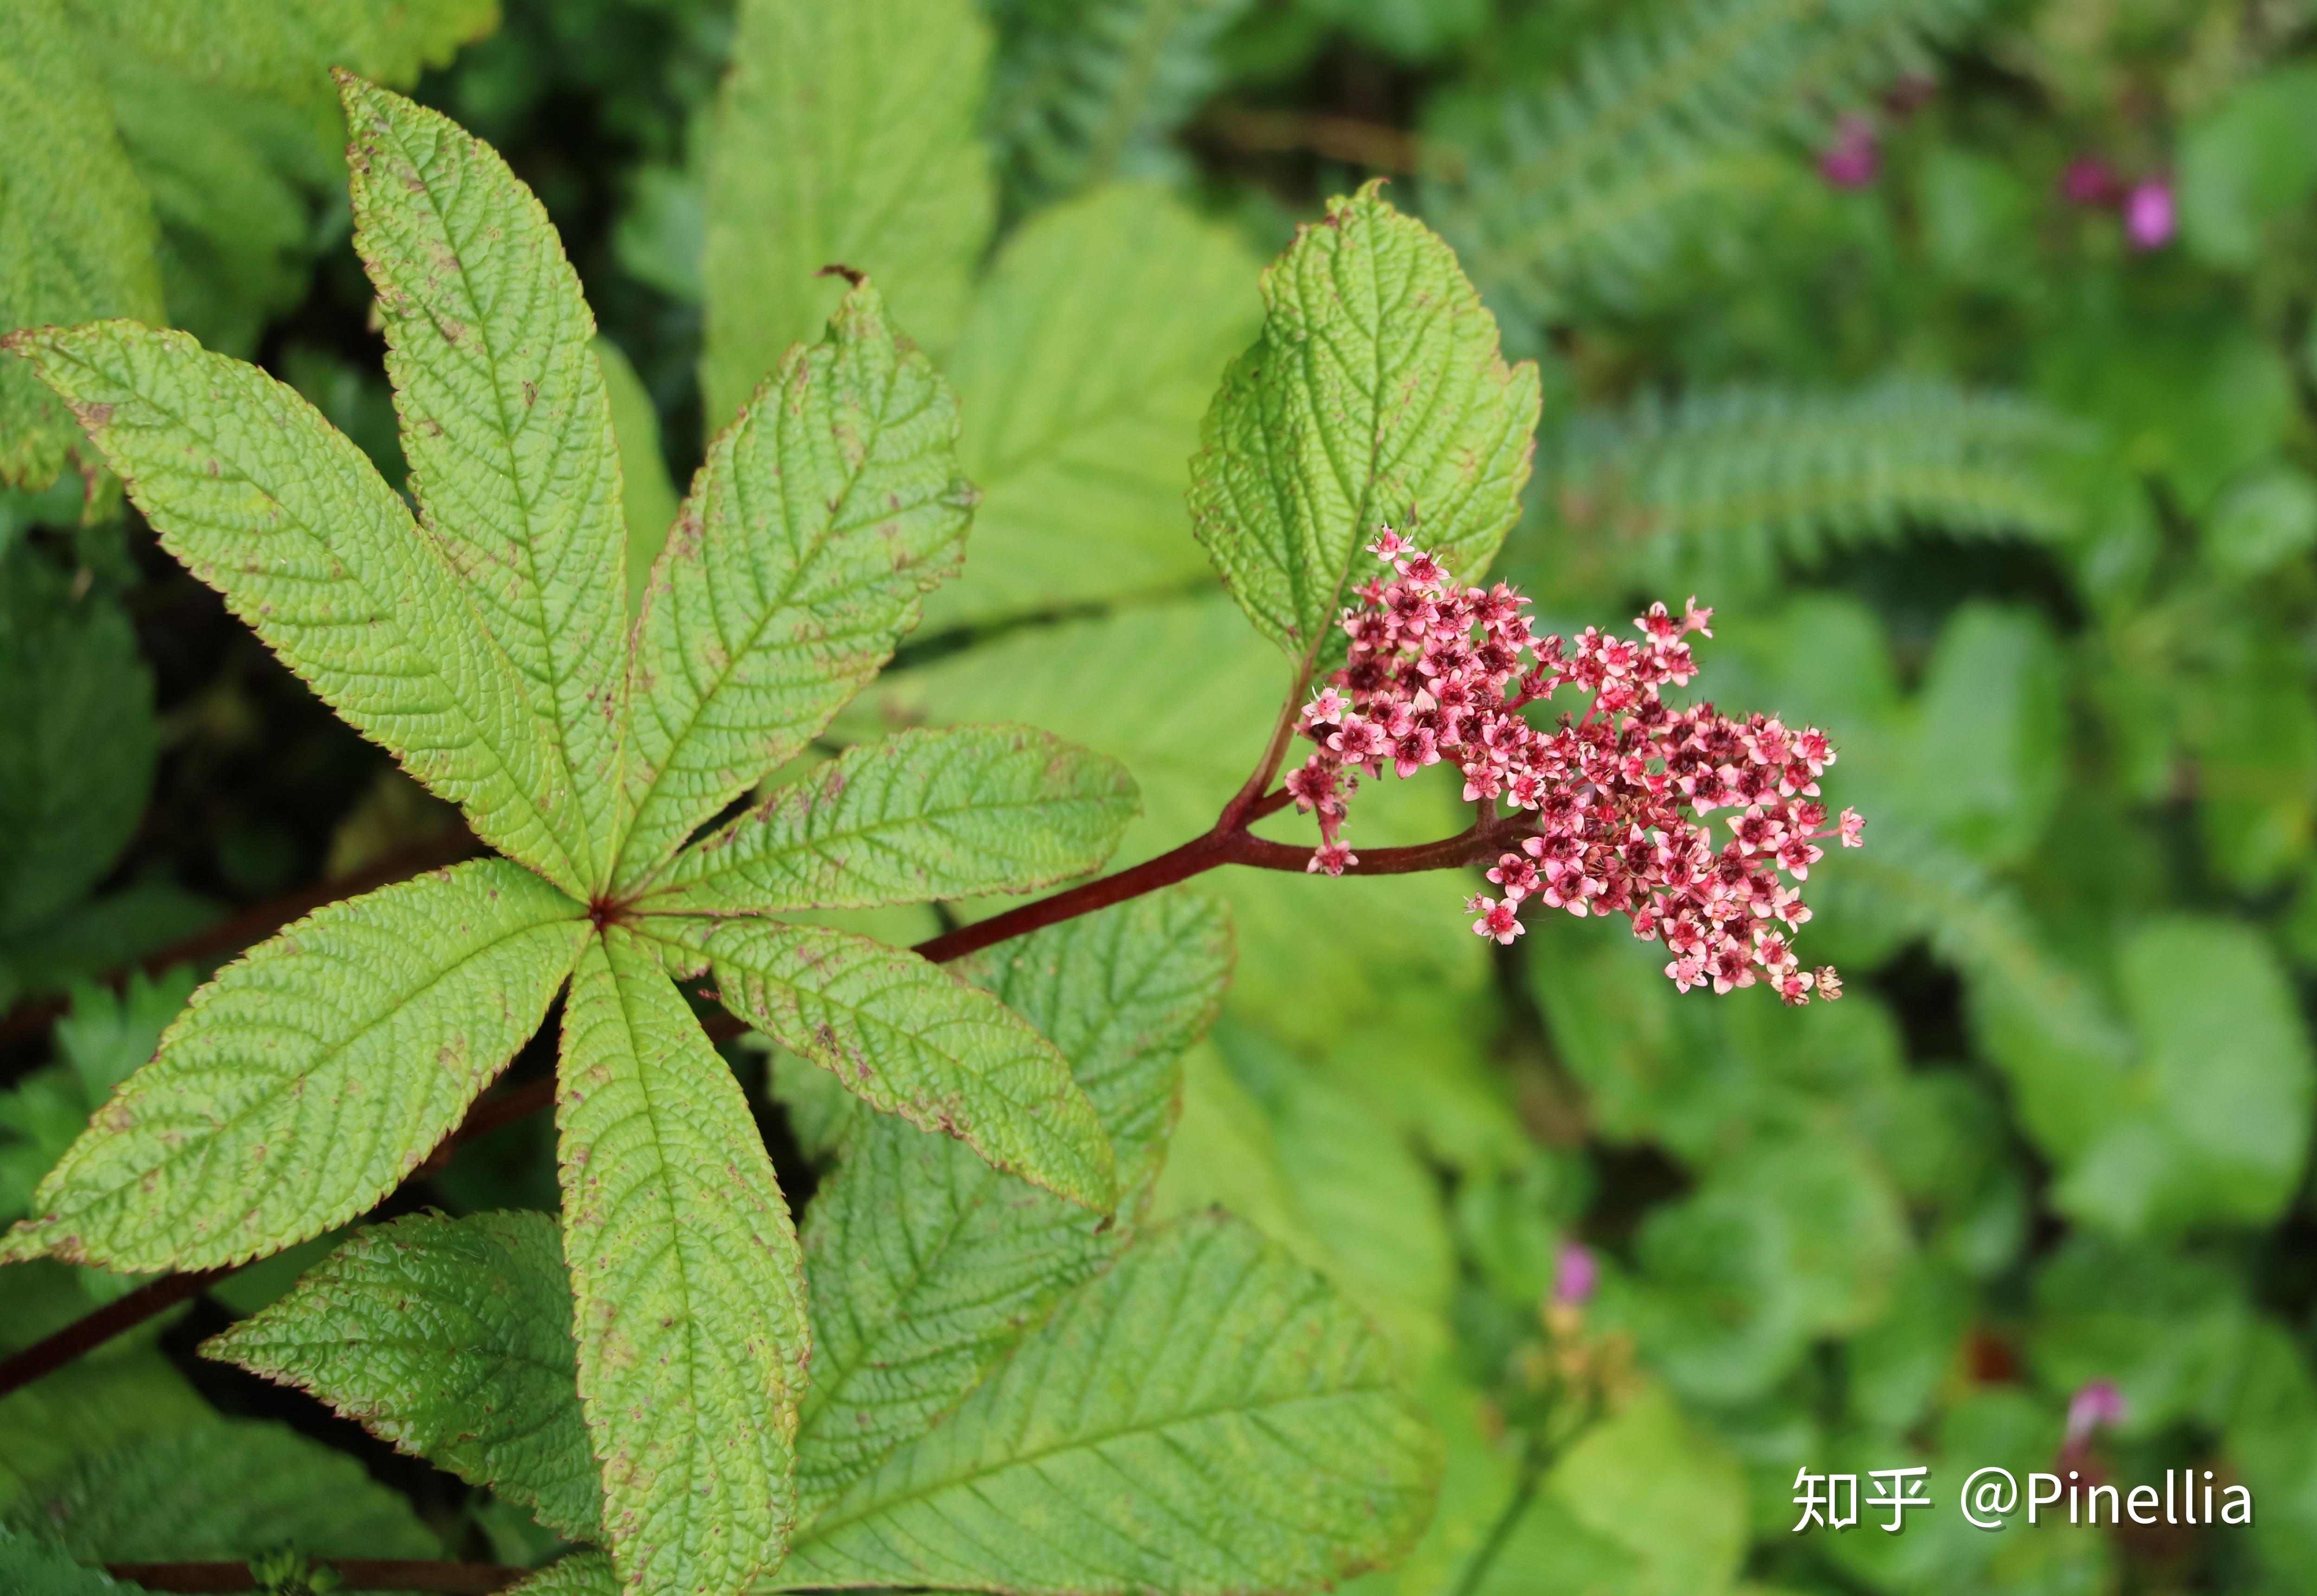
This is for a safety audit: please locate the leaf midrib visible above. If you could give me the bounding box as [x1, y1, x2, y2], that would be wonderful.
[648, 782, 1124, 908]
[582, 936, 716, 1563]
[613, 361, 937, 890]
[796, 1377, 1404, 1545]
[38, 894, 579, 1245]
[366, 103, 605, 887]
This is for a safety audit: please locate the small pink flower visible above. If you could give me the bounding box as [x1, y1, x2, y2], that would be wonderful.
[1777, 836, 1825, 878]
[1368, 528, 1412, 561]
[1553, 1241, 1599, 1307]
[1710, 937, 1757, 994]
[1819, 114, 1880, 188]
[1838, 807, 1866, 847]
[1390, 723, 1440, 778]
[1752, 927, 1800, 976]
[1729, 805, 1787, 855]
[1487, 852, 1540, 900]
[1330, 715, 1386, 766]
[2125, 180, 2175, 250]
[1301, 687, 1349, 728]
[1307, 841, 1358, 876]
[1470, 896, 1526, 945]
[2065, 1380, 2127, 1446]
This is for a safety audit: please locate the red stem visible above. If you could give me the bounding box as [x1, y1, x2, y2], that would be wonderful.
[0, 1267, 228, 1392]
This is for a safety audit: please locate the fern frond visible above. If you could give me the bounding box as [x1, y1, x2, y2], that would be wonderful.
[1423, 0, 1986, 324]
[988, 0, 1252, 210]
[1523, 377, 2076, 596]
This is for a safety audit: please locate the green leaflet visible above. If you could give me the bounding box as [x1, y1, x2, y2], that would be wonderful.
[0, 0, 162, 491]
[10, 321, 592, 894]
[556, 930, 810, 1596]
[794, 894, 1231, 1516]
[202, 1211, 601, 1541]
[1186, 181, 1540, 670]
[507, 1551, 621, 1596]
[650, 917, 1116, 1212]
[616, 280, 975, 887]
[2, 1417, 440, 1561]
[0, 545, 155, 937]
[774, 1212, 1441, 1594]
[645, 725, 1137, 915]
[701, 0, 993, 425]
[955, 893, 1229, 1213]
[0, 861, 584, 1273]
[343, 77, 629, 889]
[927, 184, 1263, 632]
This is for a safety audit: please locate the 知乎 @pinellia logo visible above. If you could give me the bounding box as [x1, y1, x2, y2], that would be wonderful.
[1791, 1465, 2253, 1534]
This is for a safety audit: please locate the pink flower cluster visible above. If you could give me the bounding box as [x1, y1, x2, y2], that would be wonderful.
[1286, 531, 1863, 1003]
[2059, 158, 2175, 251]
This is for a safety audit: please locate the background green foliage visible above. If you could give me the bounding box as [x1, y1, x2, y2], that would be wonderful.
[7, 0, 2317, 1592]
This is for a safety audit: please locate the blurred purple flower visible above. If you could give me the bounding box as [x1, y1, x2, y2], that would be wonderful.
[2065, 1379, 2127, 1446]
[1553, 1241, 1599, 1308]
[1819, 115, 1880, 188]
[2060, 156, 2121, 207]
[2125, 180, 2175, 250]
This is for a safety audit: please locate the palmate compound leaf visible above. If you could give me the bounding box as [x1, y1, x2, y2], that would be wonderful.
[555, 929, 810, 1596]
[614, 279, 975, 890]
[341, 76, 629, 888]
[792, 893, 1232, 1518]
[0, 861, 583, 1273]
[640, 724, 1138, 915]
[771, 1211, 1442, 1595]
[1187, 180, 1541, 672]
[7, 320, 596, 894]
[202, 1210, 603, 1541]
[643, 917, 1118, 1214]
